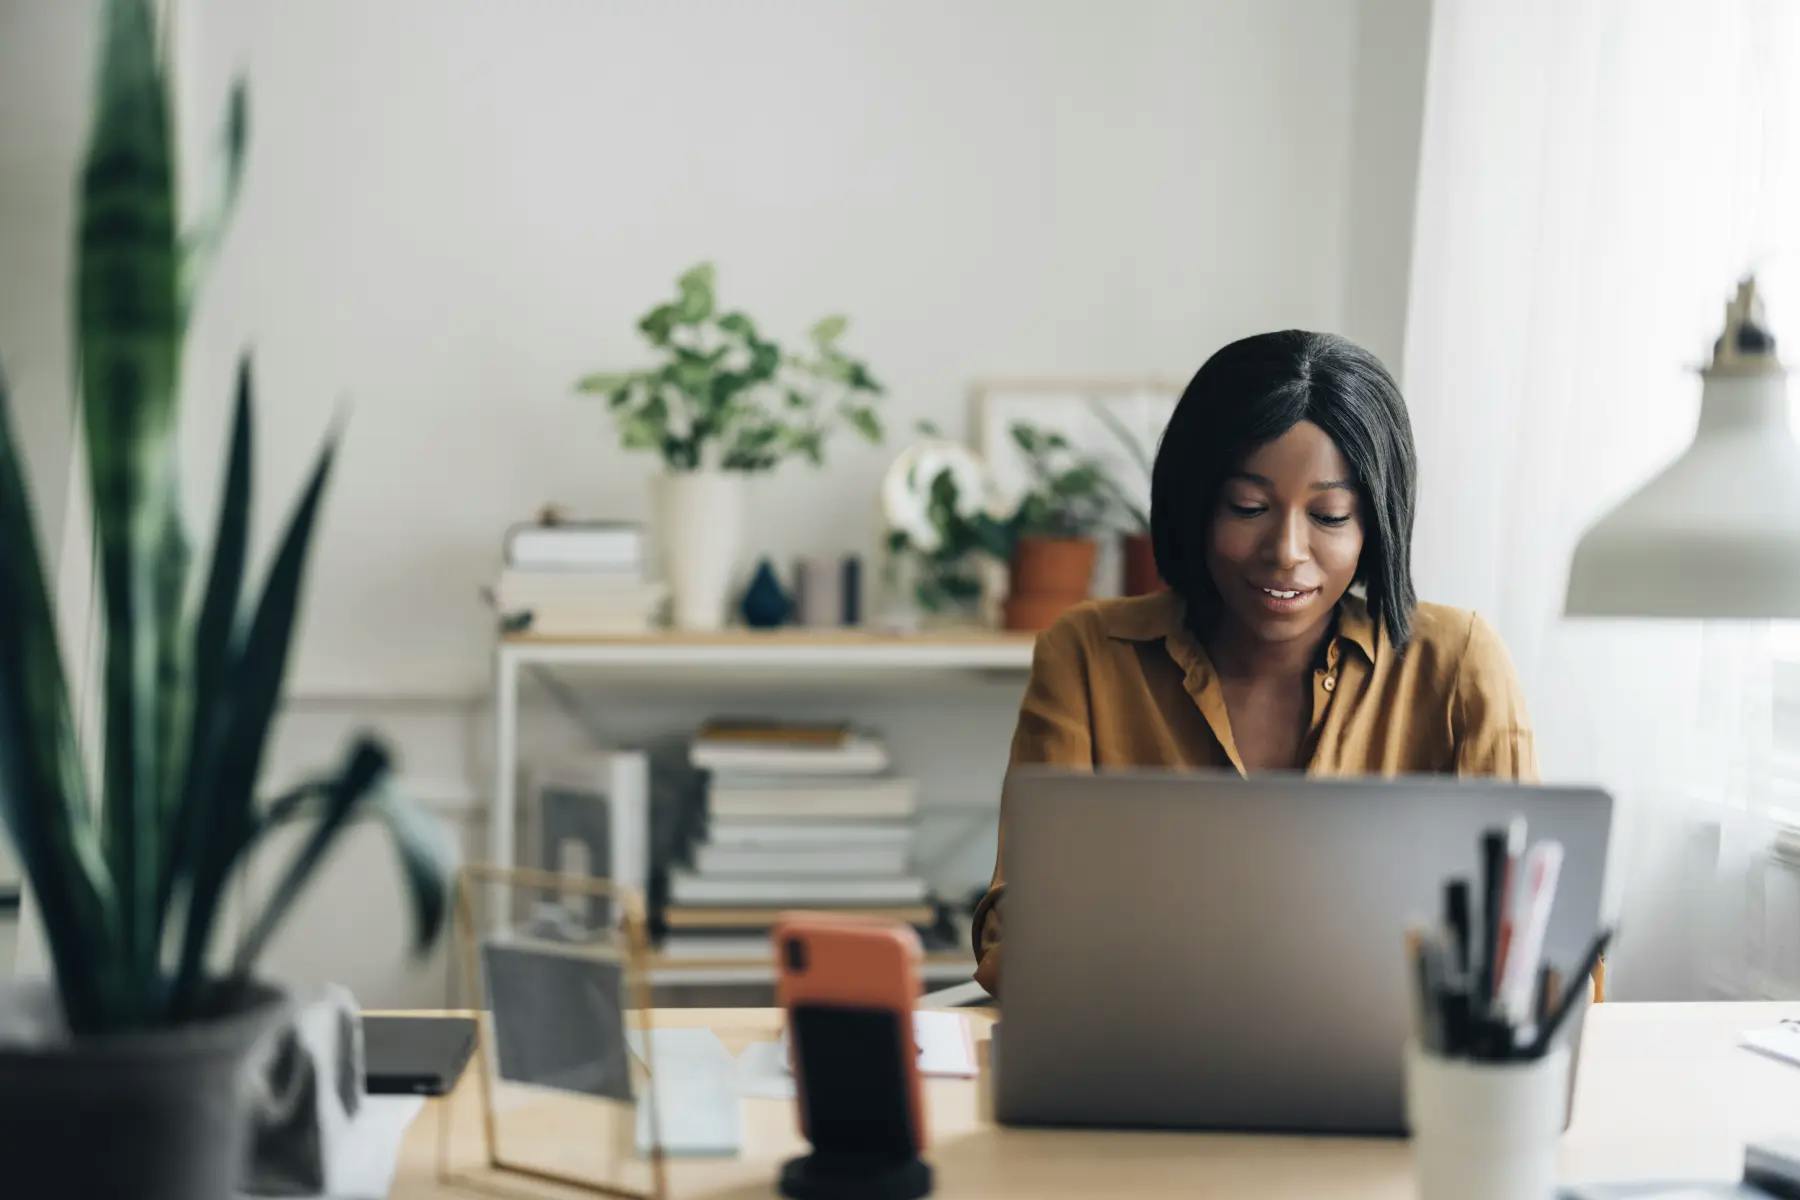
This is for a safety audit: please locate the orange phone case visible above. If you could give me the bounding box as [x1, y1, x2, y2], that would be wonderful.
[773, 914, 926, 1153]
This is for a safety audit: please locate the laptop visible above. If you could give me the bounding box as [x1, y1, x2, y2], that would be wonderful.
[992, 769, 1612, 1134]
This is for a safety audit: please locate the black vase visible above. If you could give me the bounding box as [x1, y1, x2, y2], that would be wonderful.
[740, 558, 793, 628]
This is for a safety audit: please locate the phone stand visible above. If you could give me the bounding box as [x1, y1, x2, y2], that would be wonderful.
[778, 1151, 932, 1199]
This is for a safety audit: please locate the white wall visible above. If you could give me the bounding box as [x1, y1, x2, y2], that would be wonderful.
[1341, 0, 1433, 376]
[183, 0, 1368, 698]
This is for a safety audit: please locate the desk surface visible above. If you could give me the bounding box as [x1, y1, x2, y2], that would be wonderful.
[390, 1001, 1800, 1199]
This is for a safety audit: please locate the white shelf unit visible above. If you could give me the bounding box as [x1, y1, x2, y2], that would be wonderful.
[490, 629, 1034, 986]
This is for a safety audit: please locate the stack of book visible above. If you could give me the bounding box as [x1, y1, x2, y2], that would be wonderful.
[495, 520, 666, 636]
[662, 719, 938, 959]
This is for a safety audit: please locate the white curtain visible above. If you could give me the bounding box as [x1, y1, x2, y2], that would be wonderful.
[1402, 0, 1800, 998]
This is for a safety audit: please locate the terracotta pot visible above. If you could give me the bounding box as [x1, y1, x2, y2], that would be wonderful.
[1122, 532, 1166, 596]
[1004, 536, 1098, 631]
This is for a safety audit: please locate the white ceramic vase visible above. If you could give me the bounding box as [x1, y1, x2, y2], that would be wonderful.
[653, 470, 746, 631]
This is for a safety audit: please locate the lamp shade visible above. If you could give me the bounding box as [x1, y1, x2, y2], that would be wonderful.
[1566, 277, 1800, 618]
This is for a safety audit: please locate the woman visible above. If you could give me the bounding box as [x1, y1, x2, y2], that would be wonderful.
[972, 330, 1535, 994]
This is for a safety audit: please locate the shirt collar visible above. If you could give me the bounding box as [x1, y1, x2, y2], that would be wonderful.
[1100, 588, 1378, 663]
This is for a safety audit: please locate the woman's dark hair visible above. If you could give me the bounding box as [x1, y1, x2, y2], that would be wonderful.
[1150, 330, 1418, 648]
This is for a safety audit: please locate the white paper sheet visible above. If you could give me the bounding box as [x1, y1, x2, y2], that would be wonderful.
[1741, 1020, 1800, 1067]
[733, 1011, 979, 1101]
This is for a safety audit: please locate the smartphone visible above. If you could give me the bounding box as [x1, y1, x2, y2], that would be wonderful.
[773, 915, 926, 1158]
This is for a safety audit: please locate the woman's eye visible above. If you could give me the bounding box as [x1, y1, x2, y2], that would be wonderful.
[1228, 503, 1265, 518]
[1312, 512, 1353, 528]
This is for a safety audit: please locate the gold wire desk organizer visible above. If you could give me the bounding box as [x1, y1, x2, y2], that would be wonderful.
[439, 863, 668, 1200]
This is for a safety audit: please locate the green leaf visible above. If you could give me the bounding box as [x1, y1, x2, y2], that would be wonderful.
[748, 340, 781, 381]
[846, 406, 883, 443]
[158, 360, 252, 937]
[232, 736, 448, 972]
[0, 365, 118, 1032]
[675, 262, 715, 323]
[672, 358, 712, 395]
[846, 361, 882, 393]
[1009, 424, 1038, 454]
[716, 311, 757, 339]
[574, 371, 635, 394]
[638, 304, 676, 346]
[178, 77, 248, 321]
[810, 314, 848, 346]
[172, 421, 340, 1014]
[785, 388, 810, 410]
[81, 0, 183, 1007]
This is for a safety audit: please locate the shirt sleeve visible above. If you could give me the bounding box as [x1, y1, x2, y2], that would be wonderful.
[1452, 612, 1538, 782]
[972, 613, 1095, 994]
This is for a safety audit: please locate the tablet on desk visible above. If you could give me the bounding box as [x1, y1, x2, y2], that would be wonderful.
[362, 1015, 477, 1096]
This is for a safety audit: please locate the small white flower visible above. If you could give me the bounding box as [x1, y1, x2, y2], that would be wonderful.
[881, 439, 989, 555]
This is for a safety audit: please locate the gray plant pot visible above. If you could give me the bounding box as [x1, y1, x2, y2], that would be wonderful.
[0, 979, 288, 1200]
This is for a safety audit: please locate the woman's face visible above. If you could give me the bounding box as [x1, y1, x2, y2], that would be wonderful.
[1204, 419, 1365, 647]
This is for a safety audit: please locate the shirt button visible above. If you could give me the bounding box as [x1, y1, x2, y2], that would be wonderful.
[1322, 675, 1337, 693]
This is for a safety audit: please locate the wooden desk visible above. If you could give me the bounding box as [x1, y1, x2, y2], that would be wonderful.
[390, 1002, 1800, 1199]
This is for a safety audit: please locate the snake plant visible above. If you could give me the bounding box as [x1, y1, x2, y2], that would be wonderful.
[0, 0, 449, 1035]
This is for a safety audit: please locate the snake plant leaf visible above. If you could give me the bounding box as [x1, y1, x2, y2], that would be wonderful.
[239, 762, 452, 965]
[178, 79, 249, 320]
[366, 784, 453, 955]
[80, 0, 183, 1000]
[157, 360, 252, 933]
[231, 739, 450, 972]
[230, 737, 385, 973]
[173, 424, 339, 1012]
[0, 367, 119, 1032]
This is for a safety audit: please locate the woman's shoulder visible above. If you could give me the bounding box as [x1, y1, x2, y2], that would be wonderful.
[1398, 600, 1517, 689]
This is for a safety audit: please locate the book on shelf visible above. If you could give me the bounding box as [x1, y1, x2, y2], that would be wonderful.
[655, 934, 778, 961]
[690, 736, 890, 776]
[707, 778, 917, 820]
[668, 871, 928, 906]
[495, 570, 667, 636]
[702, 820, 914, 849]
[661, 903, 937, 930]
[505, 521, 646, 572]
[496, 569, 661, 603]
[690, 842, 910, 878]
[695, 718, 852, 747]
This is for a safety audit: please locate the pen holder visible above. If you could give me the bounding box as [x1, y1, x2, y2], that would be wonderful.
[1405, 1039, 1569, 1200]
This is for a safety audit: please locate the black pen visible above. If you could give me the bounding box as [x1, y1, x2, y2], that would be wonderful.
[1477, 827, 1508, 1010]
[1444, 879, 1471, 979]
[1528, 927, 1614, 1058]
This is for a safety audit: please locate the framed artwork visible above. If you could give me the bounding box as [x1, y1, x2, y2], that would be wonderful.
[971, 377, 1181, 596]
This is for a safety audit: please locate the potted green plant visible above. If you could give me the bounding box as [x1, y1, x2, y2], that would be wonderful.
[576, 266, 885, 629]
[1001, 423, 1118, 631]
[0, 4, 449, 1196]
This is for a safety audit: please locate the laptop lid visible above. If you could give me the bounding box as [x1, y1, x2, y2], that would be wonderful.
[993, 769, 1612, 1134]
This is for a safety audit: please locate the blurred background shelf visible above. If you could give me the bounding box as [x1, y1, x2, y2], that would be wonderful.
[492, 628, 1034, 871]
[500, 627, 1037, 674]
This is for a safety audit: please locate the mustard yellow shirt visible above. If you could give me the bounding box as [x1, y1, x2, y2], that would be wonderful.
[973, 589, 1537, 993]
